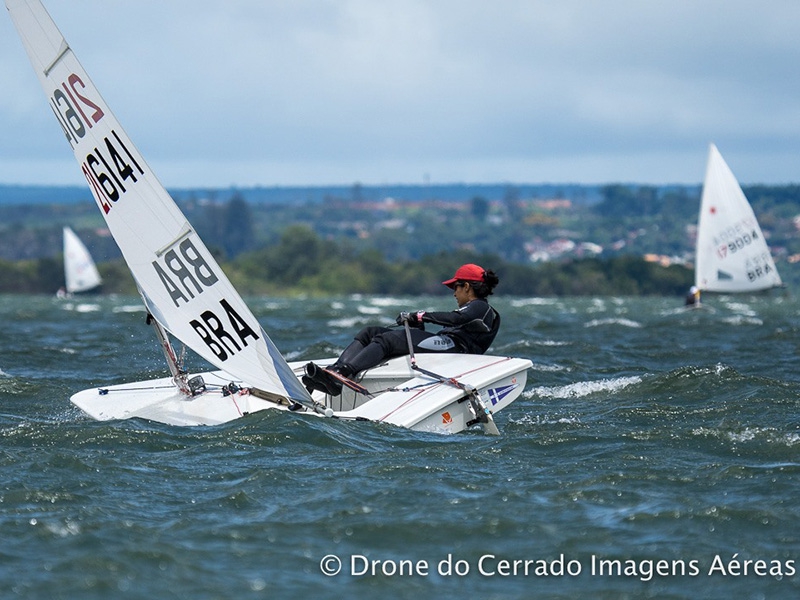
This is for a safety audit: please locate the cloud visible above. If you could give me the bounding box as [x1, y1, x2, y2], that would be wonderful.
[1, 0, 798, 186]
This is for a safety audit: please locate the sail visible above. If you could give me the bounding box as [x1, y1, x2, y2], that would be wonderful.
[63, 226, 102, 293]
[694, 144, 782, 293]
[7, 0, 312, 403]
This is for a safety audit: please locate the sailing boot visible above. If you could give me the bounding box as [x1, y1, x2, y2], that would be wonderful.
[303, 362, 343, 396]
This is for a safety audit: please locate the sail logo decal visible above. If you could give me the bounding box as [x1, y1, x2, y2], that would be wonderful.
[49, 73, 144, 215]
[486, 384, 518, 406]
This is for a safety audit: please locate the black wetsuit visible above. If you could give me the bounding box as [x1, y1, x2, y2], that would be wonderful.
[340, 299, 501, 375]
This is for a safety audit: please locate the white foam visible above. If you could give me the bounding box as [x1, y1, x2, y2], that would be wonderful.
[584, 318, 642, 328]
[509, 298, 560, 307]
[74, 303, 100, 313]
[112, 305, 146, 313]
[529, 362, 567, 373]
[722, 315, 763, 326]
[693, 426, 800, 447]
[367, 296, 407, 307]
[528, 375, 642, 399]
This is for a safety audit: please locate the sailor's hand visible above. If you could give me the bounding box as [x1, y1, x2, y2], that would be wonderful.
[397, 311, 426, 327]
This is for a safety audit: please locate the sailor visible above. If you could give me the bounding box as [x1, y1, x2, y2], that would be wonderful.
[303, 263, 501, 395]
[685, 285, 701, 307]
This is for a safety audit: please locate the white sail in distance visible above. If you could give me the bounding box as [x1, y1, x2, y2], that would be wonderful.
[694, 144, 782, 293]
[63, 226, 102, 294]
[7, 0, 311, 403]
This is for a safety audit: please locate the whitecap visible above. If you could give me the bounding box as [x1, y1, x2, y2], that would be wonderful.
[693, 426, 800, 448]
[509, 298, 560, 307]
[722, 315, 763, 326]
[75, 303, 100, 313]
[535, 339, 570, 347]
[723, 301, 755, 314]
[528, 375, 642, 399]
[260, 301, 287, 310]
[584, 318, 642, 328]
[113, 305, 146, 313]
[368, 296, 407, 307]
[785, 433, 800, 446]
[328, 316, 387, 329]
[529, 362, 567, 373]
[510, 414, 581, 427]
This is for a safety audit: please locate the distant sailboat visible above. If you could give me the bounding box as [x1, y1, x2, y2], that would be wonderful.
[694, 144, 782, 294]
[62, 226, 102, 295]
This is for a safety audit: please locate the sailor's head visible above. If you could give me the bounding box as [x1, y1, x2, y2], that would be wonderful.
[690, 285, 699, 295]
[442, 263, 486, 289]
[442, 263, 499, 301]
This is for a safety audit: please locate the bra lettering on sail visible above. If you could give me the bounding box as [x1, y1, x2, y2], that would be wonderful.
[153, 237, 220, 307]
[190, 299, 260, 361]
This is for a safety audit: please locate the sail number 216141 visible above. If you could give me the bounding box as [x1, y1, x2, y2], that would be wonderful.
[49, 73, 145, 214]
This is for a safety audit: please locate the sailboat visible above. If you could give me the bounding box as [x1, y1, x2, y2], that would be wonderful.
[61, 226, 102, 295]
[694, 143, 782, 295]
[6, 0, 531, 434]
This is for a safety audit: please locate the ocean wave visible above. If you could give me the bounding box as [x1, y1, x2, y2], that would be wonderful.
[722, 301, 756, 314]
[367, 296, 408, 307]
[721, 315, 764, 326]
[584, 318, 642, 328]
[112, 305, 147, 313]
[327, 316, 388, 329]
[529, 362, 568, 373]
[534, 339, 571, 347]
[508, 413, 581, 427]
[527, 375, 642, 399]
[65, 303, 101, 313]
[509, 298, 561, 307]
[692, 426, 800, 448]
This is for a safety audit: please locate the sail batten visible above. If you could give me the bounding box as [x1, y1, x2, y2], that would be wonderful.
[694, 143, 782, 293]
[8, 0, 312, 404]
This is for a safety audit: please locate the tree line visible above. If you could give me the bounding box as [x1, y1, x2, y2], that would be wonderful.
[0, 225, 692, 297]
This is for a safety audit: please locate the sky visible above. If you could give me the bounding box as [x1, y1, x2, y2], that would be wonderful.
[1, 0, 799, 189]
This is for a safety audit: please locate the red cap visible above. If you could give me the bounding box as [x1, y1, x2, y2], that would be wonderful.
[442, 263, 486, 288]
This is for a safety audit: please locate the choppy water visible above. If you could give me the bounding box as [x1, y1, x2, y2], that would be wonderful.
[1, 293, 798, 599]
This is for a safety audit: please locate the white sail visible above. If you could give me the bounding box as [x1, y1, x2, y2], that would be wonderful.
[694, 144, 782, 293]
[63, 226, 102, 293]
[7, 0, 311, 404]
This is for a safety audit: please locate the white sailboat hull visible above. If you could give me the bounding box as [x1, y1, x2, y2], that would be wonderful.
[71, 354, 531, 434]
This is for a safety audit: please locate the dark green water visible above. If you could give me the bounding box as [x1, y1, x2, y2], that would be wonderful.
[1, 293, 798, 599]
